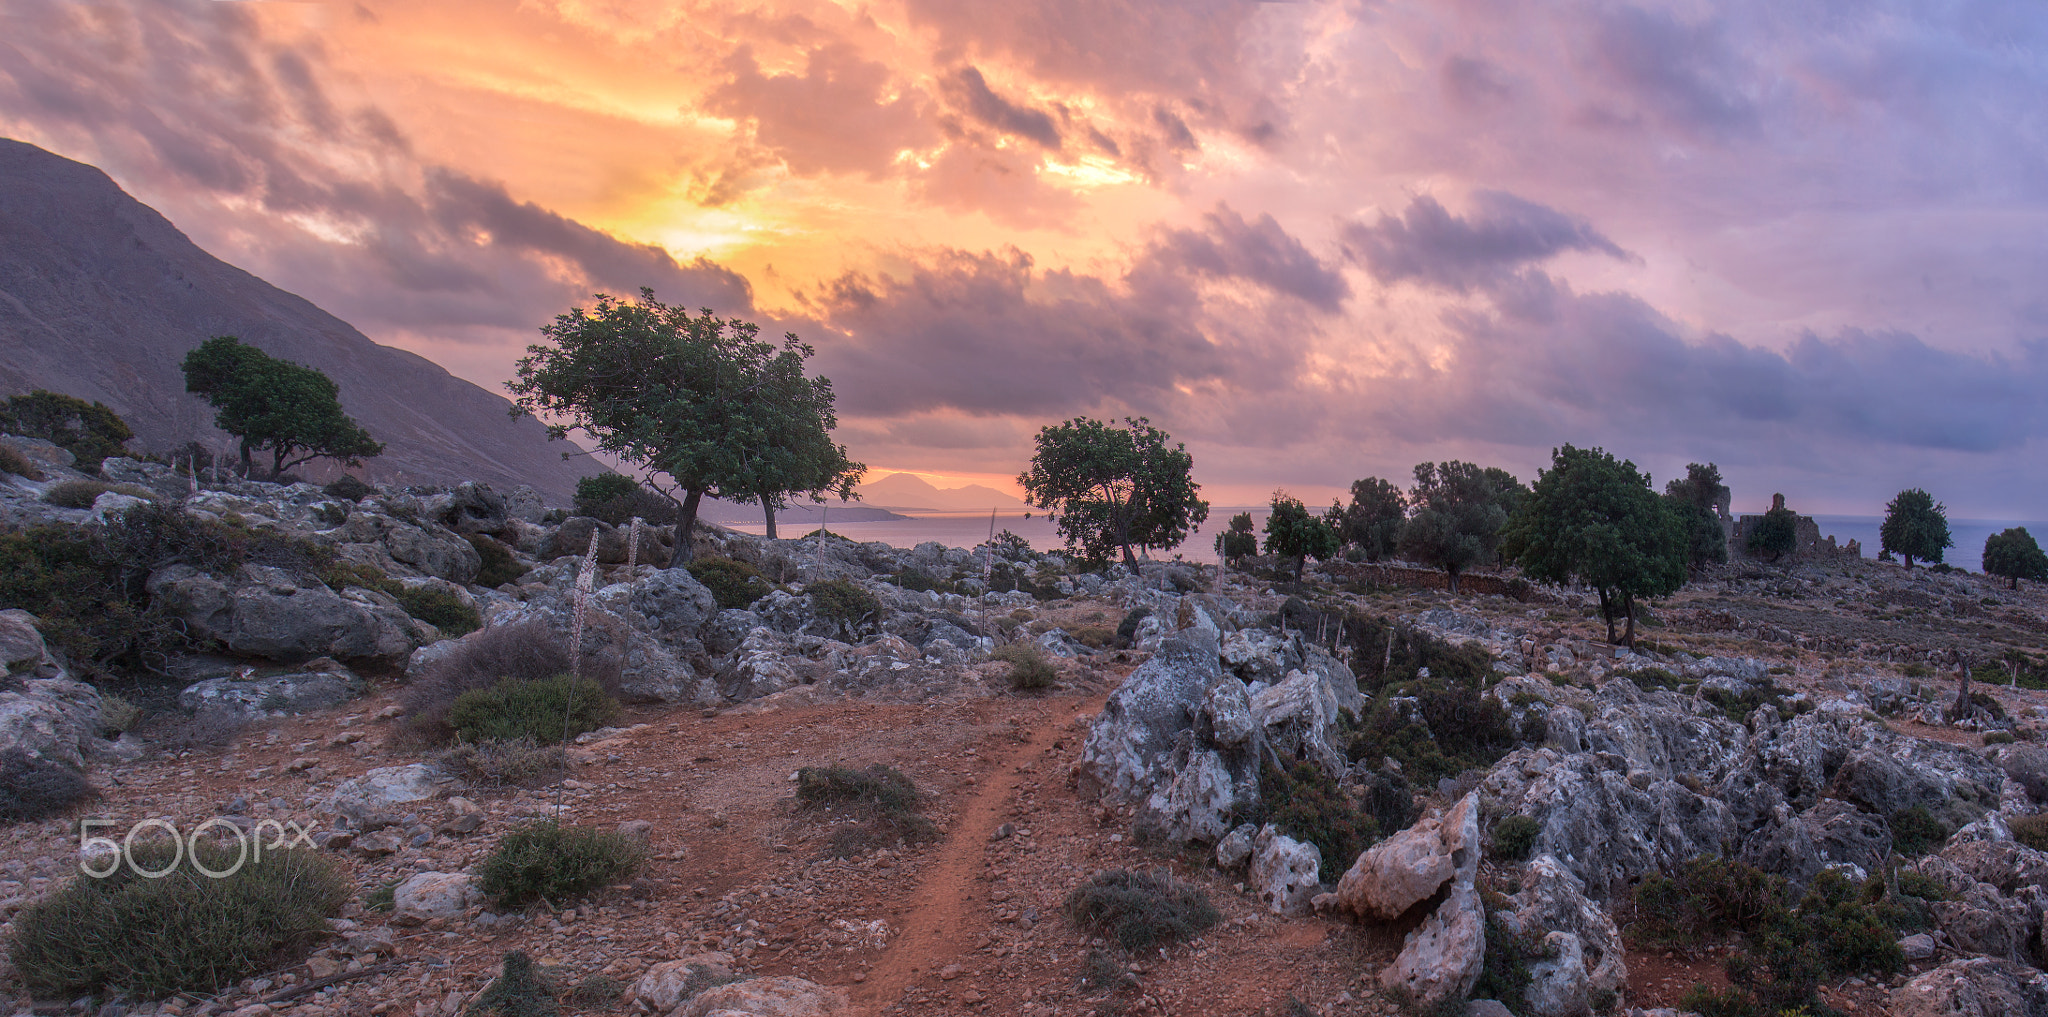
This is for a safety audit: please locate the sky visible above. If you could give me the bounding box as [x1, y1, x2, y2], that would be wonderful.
[3, 0, 2046, 517]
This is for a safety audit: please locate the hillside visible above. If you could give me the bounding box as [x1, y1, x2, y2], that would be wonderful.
[858, 472, 1030, 512]
[0, 139, 588, 500]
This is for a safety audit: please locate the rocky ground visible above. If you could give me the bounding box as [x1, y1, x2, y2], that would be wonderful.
[4, 437, 2048, 1017]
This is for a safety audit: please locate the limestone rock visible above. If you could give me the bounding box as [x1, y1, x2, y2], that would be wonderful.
[323, 764, 444, 817]
[1339, 793, 1480, 920]
[178, 669, 364, 720]
[149, 564, 422, 666]
[1380, 883, 1485, 1008]
[1888, 957, 2048, 1017]
[1078, 631, 1233, 804]
[673, 975, 850, 1017]
[1215, 824, 1257, 870]
[1250, 824, 1323, 916]
[1502, 855, 1627, 1017]
[0, 609, 53, 674]
[392, 872, 474, 925]
[631, 953, 735, 1010]
[0, 672, 102, 768]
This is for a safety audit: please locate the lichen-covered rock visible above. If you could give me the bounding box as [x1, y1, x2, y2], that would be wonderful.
[1502, 855, 1628, 1017]
[630, 953, 736, 1010]
[392, 872, 475, 925]
[1889, 957, 2048, 1017]
[1250, 825, 1323, 916]
[1079, 631, 1230, 803]
[322, 763, 445, 817]
[0, 608, 54, 674]
[1479, 748, 1733, 889]
[148, 564, 422, 665]
[0, 673, 102, 768]
[674, 974, 850, 1017]
[178, 667, 365, 720]
[1738, 799, 1890, 884]
[1380, 883, 1485, 1007]
[1215, 824, 1257, 870]
[1338, 793, 1479, 919]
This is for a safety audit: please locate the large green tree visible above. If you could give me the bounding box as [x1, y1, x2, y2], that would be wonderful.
[0, 391, 133, 473]
[1326, 476, 1407, 562]
[1663, 462, 1730, 569]
[508, 290, 848, 566]
[1398, 461, 1526, 593]
[1984, 527, 2048, 590]
[1746, 504, 1800, 563]
[1880, 488, 1953, 569]
[1502, 445, 1688, 648]
[1215, 512, 1258, 563]
[1264, 492, 1340, 579]
[736, 351, 864, 540]
[181, 336, 383, 478]
[1017, 417, 1208, 567]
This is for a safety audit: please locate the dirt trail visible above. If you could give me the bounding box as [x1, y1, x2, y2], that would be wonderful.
[851, 693, 1106, 1013]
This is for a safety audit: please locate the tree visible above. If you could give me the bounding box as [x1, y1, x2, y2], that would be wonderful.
[1746, 504, 1799, 563]
[1326, 477, 1406, 561]
[1215, 512, 1258, 562]
[181, 336, 383, 478]
[1984, 528, 2048, 590]
[1017, 417, 1209, 567]
[1397, 461, 1526, 593]
[508, 290, 846, 567]
[0, 391, 133, 473]
[1663, 462, 1729, 569]
[736, 353, 864, 540]
[1501, 445, 1688, 649]
[1263, 492, 1340, 579]
[1880, 488, 1953, 568]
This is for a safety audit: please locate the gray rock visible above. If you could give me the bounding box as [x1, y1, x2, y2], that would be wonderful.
[1502, 855, 1627, 1017]
[1889, 957, 2048, 1017]
[89, 491, 148, 522]
[1738, 799, 1891, 884]
[705, 610, 764, 655]
[178, 668, 365, 720]
[1250, 825, 1323, 916]
[1339, 794, 1479, 920]
[624, 568, 718, 640]
[322, 764, 445, 817]
[1215, 824, 1258, 870]
[1380, 883, 1485, 1008]
[675, 975, 850, 1017]
[1079, 631, 1232, 804]
[630, 952, 736, 1010]
[150, 564, 422, 666]
[1901, 932, 1938, 961]
[1479, 748, 1735, 889]
[0, 608, 54, 674]
[0, 672, 102, 768]
[392, 872, 474, 925]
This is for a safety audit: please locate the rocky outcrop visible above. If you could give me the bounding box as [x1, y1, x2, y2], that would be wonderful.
[0, 672, 102, 769]
[148, 564, 424, 666]
[1379, 883, 1485, 1007]
[1500, 856, 1627, 1017]
[178, 664, 365, 720]
[1338, 794, 1480, 920]
[1889, 957, 2048, 1017]
[630, 953, 737, 1011]
[1249, 825, 1322, 916]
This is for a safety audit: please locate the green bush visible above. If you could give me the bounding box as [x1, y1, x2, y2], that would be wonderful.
[0, 750, 94, 823]
[0, 444, 41, 480]
[1985, 731, 2017, 745]
[470, 951, 559, 1017]
[436, 738, 569, 786]
[474, 822, 647, 909]
[1344, 616, 1498, 693]
[1063, 869, 1220, 952]
[572, 474, 677, 526]
[992, 641, 1058, 690]
[0, 391, 133, 474]
[323, 474, 374, 502]
[1115, 607, 1151, 648]
[400, 621, 621, 741]
[1474, 889, 1557, 1015]
[394, 584, 481, 636]
[447, 675, 620, 746]
[795, 764, 936, 856]
[893, 567, 958, 594]
[41, 480, 154, 509]
[687, 556, 770, 609]
[1346, 678, 1516, 786]
[7, 842, 347, 999]
[469, 534, 531, 588]
[807, 578, 880, 626]
[1491, 815, 1541, 861]
[1251, 761, 1377, 880]
[2012, 813, 2048, 852]
[1889, 806, 1948, 857]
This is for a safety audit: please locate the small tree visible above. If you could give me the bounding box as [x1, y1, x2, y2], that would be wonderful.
[1215, 512, 1258, 562]
[737, 356, 864, 540]
[1663, 463, 1729, 569]
[1398, 461, 1526, 593]
[1326, 477, 1406, 561]
[181, 336, 383, 478]
[1746, 504, 1799, 563]
[1018, 417, 1208, 567]
[1502, 445, 1687, 648]
[1984, 528, 2048, 590]
[1880, 488, 1953, 569]
[1263, 493, 1340, 579]
[0, 392, 133, 473]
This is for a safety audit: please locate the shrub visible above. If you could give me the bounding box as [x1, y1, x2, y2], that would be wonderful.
[1985, 731, 2017, 746]
[1251, 761, 1377, 880]
[993, 641, 1058, 690]
[400, 621, 620, 740]
[0, 391, 133, 473]
[469, 534, 531, 588]
[0, 444, 41, 481]
[795, 764, 937, 857]
[573, 474, 677, 527]
[323, 474, 374, 502]
[7, 842, 347, 999]
[1115, 607, 1152, 648]
[476, 822, 645, 909]
[437, 738, 569, 786]
[687, 556, 770, 609]
[1344, 616, 1498, 694]
[394, 584, 481, 636]
[893, 567, 958, 594]
[1474, 890, 1556, 1015]
[469, 951, 558, 1017]
[1071, 625, 1115, 649]
[1491, 815, 1540, 861]
[1889, 806, 1948, 857]
[1346, 679, 1515, 786]
[0, 750, 94, 823]
[807, 578, 880, 625]
[447, 675, 620, 746]
[2012, 813, 2048, 852]
[42, 480, 153, 509]
[1063, 869, 1220, 952]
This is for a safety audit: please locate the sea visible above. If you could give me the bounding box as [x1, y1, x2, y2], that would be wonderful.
[723, 509, 2048, 574]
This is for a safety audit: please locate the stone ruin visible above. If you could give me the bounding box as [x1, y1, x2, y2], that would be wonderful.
[1729, 492, 1861, 561]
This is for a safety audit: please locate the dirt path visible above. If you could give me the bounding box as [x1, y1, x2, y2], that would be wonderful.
[851, 693, 1106, 1013]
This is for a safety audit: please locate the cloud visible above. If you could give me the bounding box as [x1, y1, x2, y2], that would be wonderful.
[940, 66, 1061, 149]
[707, 42, 933, 178]
[1580, 5, 1759, 138]
[1145, 205, 1349, 311]
[1343, 192, 1633, 292]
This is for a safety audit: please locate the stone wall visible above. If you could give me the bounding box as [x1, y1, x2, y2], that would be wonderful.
[1729, 493, 1862, 561]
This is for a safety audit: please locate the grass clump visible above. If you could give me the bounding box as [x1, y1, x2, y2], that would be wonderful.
[41, 480, 154, 509]
[447, 675, 620, 746]
[0, 750, 94, 823]
[364, 878, 400, 913]
[1249, 761, 1378, 880]
[1490, 815, 1541, 861]
[400, 621, 620, 741]
[0, 444, 42, 480]
[1063, 869, 1220, 952]
[474, 822, 646, 909]
[1889, 806, 1948, 857]
[395, 584, 481, 636]
[795, 764, 937, 857]
[993, 641, 1058, 690]
[2012, 813, 2048, 852]
[686, 556, 770, 609]
[807, 578, 881, 626]
[469, 951, 558, 1017]
[1984, 730, 2017, 745]
[323, 474, 374, 502]
[437, 738, 569, 786]
[469, 535, 531, 588]
[7, 842, 347, 1000]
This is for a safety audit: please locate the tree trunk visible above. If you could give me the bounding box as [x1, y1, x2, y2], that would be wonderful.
[1294, 556, 1306, 581]
[1949, 663, 1973, 722]
[239, 439, 255, 478]
[1598, 588, 1616, 643]
[761, 495, 778, 541]
[1621, 592, 1637, 650]
[1904, 554, 1916, 569]
[666, 488, 704, 568]
[1447, 566, 1461, 595]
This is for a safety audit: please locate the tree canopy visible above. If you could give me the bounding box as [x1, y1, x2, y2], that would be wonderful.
[1017, 416, 1208, 567]
[1326, 477, 1406, 562]
[1880, 488, 1953, 568]
[508, 290, 853, 566]
[1984, 527, 2048, 590]
[181, 336, 383, 478]
[0, 391, 132, 473]
[1747, 504, 1799, 563]
[1663, 462, 1729, 569]
[1264, 492, 1340, 579]
[1215, 512, 1257, 563]
[1502, 444, 1687, 648]
[1397, 461, 1526, 593]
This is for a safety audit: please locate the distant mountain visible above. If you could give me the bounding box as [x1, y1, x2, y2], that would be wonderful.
[857, 472, 1031, 512]
[0, 139, 589, 500]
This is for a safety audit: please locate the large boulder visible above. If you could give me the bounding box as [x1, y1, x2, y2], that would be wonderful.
[1380, 883, 1485, 1008]
[1250, 825, 1323, 916]
[1339, 793, 1479, 920]
[1479, 748, 1734, 890]
[0, 672, 102, 769]
[630, 953, 736, 1011]
[1889, 958, 2048, 1017]
[149, 564, 422, 666]
[327, 511, 481, 583]
[674, 975, 850, 1017]
[392, 872, 475, 925]
[322, 764, 445, 818]
[1079, 631, 1233, 804]
[618, 568, 719, 641]
[1501, 855, 1628, 1017]
[0, 609, 56, 675]
[178, 666, 365, 720]
[1737, 799, 1891, 883]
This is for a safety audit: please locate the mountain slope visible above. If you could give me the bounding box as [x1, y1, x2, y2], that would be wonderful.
[0, 139, 587, 499]
[857, 472, 1030, 512]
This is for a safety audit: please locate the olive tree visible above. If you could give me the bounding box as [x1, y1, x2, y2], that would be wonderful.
[1880, 488, 1953, 568]
[1215, 512, 1258, 563]
[1984, 528, 2048, 590]
[182, 336, 382, 478]
[1017, 417, 1208, 567]
[1501, 445, 1688, 649]
[1326, 476, 1406, 562]
[1747, 504, 1799, 563]
[1663, 462, 1729, 569]
[1264, 493, 1340, 579]
[1398, 461, 1526, 593]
